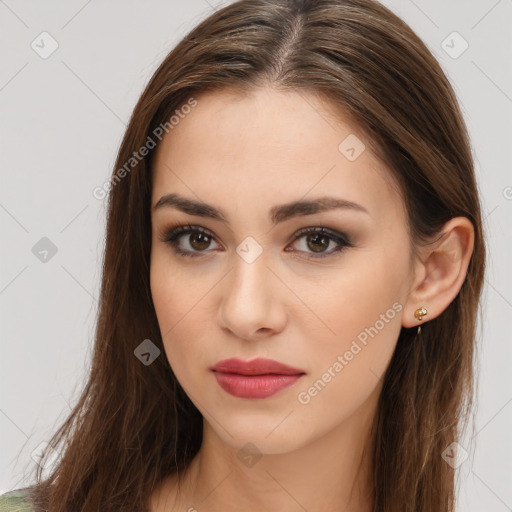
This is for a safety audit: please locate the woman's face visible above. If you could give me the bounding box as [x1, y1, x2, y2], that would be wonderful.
[150, 86, 416, 454]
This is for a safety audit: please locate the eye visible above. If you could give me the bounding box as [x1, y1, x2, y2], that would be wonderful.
[160, 224, 220, 258]
[286, 226, 354, 259]
[160, 224, 354, 259]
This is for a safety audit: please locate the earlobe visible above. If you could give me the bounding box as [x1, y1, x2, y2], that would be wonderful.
[413, 306, 428, 322]
[402, 217, 475, 329]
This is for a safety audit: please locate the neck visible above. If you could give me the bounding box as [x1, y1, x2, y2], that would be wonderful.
[152, 386, 379, 512]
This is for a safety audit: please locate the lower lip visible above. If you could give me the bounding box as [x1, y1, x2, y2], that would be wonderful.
[212, 372, 303, 399]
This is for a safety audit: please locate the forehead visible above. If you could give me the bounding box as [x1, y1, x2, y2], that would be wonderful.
[151, 86, 404, 222]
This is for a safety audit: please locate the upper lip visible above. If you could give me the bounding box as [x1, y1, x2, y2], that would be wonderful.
[211, 357, 306, 376]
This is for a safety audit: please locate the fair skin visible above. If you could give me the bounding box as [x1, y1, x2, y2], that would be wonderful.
[149, 86, 474, 512]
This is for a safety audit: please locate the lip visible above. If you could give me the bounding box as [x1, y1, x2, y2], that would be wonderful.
[210, 357, 306, 399]
[211, 357, 305, 375]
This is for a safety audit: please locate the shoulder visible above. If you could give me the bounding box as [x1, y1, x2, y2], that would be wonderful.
[0, 487, 36, 511]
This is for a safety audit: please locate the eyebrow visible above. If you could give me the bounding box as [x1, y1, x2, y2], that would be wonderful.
[152, 193, 369, 224]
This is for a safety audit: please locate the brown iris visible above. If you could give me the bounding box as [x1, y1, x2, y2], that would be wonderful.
[189, 232, 211, 251]
[306, 233, 330, 253]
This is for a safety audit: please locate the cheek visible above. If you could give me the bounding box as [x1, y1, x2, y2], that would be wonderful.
[307, 226, 410, 345]
[150, 251, 216, 390]
[150, 246, 206, 332]
[294, 239, 409, 406]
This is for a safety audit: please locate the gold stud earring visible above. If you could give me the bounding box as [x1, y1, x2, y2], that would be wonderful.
[414, 307, 428, 321]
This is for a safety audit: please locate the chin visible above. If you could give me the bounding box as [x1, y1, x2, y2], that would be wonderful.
[206, 413, 313, 456]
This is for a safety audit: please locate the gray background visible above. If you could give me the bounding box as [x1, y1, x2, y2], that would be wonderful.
[1, 1, 511, 510]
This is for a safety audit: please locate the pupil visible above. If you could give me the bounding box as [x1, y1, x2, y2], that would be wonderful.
[308, 234, 328, 252]
[191, 233, 210, 250]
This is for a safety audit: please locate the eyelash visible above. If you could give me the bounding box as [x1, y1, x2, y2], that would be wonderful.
[159, 223, 354, 260]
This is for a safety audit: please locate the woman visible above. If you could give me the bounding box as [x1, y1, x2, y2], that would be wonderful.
[1, 0, 485, 510]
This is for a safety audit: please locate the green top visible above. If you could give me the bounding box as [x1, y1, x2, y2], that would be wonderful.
[0, 488, 35, 512]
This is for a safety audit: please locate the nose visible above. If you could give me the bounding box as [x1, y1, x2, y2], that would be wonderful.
[217, 251, 287, 341]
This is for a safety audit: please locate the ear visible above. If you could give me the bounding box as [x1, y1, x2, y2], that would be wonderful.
[402, 217, 475, 328]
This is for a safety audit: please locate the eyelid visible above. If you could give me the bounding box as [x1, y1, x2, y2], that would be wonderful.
[291, 226, 352, 246]
[159, 223, 214, 244]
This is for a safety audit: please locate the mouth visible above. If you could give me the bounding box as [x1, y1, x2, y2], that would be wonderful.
[210, 357, 306, 399]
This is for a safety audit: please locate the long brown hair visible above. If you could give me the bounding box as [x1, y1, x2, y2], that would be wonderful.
[21, 0, 485, 510]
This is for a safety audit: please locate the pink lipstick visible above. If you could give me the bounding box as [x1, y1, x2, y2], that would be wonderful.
[210, 357, 305, 399]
